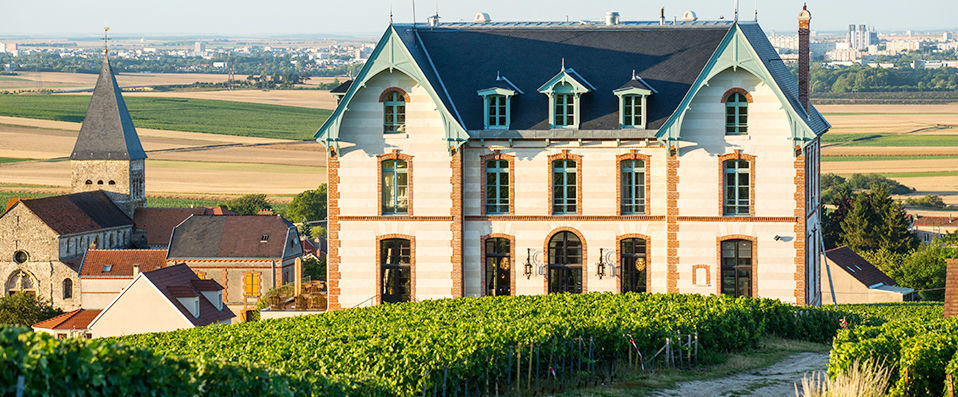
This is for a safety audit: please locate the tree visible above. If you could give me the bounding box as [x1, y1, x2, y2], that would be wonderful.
[0, 293, 62, 327]
[823, 193, 855, 249]
[286, 185, 327, 224]
[302, 257, 326, 282]
[838, 186, 917, 255]
[222, 194, 272, 215]
[841, 192, 879, 252]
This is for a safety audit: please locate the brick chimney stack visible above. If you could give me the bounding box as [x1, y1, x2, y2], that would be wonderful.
[798, 4, 812, 113]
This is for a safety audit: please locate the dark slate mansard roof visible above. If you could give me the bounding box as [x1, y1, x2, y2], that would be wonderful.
[383, 20, 827, 136]
[70, 57, 147, 161]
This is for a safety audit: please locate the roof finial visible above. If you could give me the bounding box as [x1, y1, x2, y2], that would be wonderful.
[496, 70, 500, 80]
[389, 0, 394, 24]
[632, 69, 637, 80]
[102, 27, 110, 58]
[560, 57, 565, 71]
[754, 0, 759, 21]
[734, 0, 740, 22]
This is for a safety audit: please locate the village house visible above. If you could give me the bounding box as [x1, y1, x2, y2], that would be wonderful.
[166, 215, 303, 320]
[912, 215, 958, 243]
[822, 246, 914, 304]
[316, 7, 829, 309]
[132, 207, 236, 249]
[77, 248, 168, 309]
[88, 263, 233, 337]
[32, 309, 101, 339]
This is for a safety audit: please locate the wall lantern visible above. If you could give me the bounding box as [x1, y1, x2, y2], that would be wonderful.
[596, 248, 607, 279]
[524, 248, 535, 279]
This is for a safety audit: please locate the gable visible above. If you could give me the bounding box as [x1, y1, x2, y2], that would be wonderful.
[88, 275, 192, 336]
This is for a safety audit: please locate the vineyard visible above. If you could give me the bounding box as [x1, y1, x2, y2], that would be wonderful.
[114, 293, 853, 396]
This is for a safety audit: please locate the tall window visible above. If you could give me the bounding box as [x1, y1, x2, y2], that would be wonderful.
[485, 159, 510, 214]
[62, 279, 73, 299]
[620, 238, 648, 293]
[554, 93, 575, 127]
[381, 238, 412, 303]
[487, 95, 507, 128]
[382, 159, 409, 215]
[621, 95, 643, 127]
[548, 231, 583, 294]
[552, 160, 577, 214]
[243, 272, 261, 297]
[720, 239, 752, 297]
[484, 238, 511, 296]
[725, 92, 748, 135]
[383, 91, 406, 133]
[620, 159, 646, 215]
[723, 159, 750, 215]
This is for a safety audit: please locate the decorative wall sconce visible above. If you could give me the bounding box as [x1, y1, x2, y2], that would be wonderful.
[524, 248, 534, 279]
[597, 248, 607, 279]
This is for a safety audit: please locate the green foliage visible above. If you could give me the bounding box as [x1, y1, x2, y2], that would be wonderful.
[836, 302, 943, 323]
[808, 63, 958, 93]
[147, 196, 223, 209]
[286, 184, 327, 223]
[0, 95, 328, 140]
[904, 194, 947, 209]
[117, 293, 854, 397]
[0, 293, 62, 327]
[310, 226, 327, 238]
[845, 174, 914, 195]
[302, 256, 326, 282]
[820, 133, 958, 147]
[837, 186, 918, 254]
[221, 194, 272, 215]
[0, 326, 386, 396]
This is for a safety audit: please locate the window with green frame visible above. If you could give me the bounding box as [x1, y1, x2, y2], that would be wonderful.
[621, 95, 643, 127]
[487, 95, 507, 128]
[383, 91, 406, 133]
[554, 93, 575, 127]
[382, 159, 409, 214]
[723, 159, 750, 215]
[485, 159, 509, 214]
[552, 159, 577, 214]
[725, 92, 748, 135]
[620, 159, 646, 214]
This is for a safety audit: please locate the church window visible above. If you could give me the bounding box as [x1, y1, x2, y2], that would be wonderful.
[62, 279, 73, 299]
[97, 180, 103, 185]
[85, 180, 93, 185]
[108, 180, 115, 185]
[13, 250, 28, 264]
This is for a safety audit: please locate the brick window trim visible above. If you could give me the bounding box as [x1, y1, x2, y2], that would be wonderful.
[480, 233, 517, 297]
[692, 264, 711, 287]
[480, 151, 516, 216]
[378, 87, 410, 102]
[615, 151, 652, 216]
[547, 150, 583, 216]
[715, 235, 758, 298]
[615, 233, 651, 293]
[718, 150, 756, 217]
[543, 227, 588, 294]
[721, 88, 753, 103]
[375, 234, 416, 305]
[377, 150, 414, 216]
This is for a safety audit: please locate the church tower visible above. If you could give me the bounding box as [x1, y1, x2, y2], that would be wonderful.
[70, 53, 147, 217]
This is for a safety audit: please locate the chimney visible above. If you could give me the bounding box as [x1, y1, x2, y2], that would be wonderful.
[605, 11, 620, 26]
[798, 4, 812, 113]
[659, 8, 665, 25]
[132, 264, 140, 277]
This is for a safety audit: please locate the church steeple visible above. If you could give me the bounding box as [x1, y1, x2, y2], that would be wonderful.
[69, 56, 146, 161]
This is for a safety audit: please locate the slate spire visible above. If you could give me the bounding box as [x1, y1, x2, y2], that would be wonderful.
[70, 56, 146, 160]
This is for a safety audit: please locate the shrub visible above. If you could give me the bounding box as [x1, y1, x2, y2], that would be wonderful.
[0, 293, 62, 327]
[905, 194, 947, 209]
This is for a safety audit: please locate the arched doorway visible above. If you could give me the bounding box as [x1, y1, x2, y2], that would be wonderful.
[619, 237, 648, 293]
[5, 270, 37, 296]
[547, 231, 583, 294]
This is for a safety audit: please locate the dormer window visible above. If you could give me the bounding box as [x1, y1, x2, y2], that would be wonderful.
[538, 67, 592, 129]
[477, 74, 520, 130]
[102, 264, 112, 273]
[260, 234, 269, 243]
[614, 73, 655, 129]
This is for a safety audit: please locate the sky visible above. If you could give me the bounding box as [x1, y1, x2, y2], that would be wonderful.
[2, 0, 956, 38]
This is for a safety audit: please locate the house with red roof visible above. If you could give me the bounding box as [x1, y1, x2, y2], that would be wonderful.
[912, 215, 958, 243]
[822, 246, 914, 304]
[32, 309, 101, 339]
[87, 263, 233, 338]
[78, 248, 169, 309]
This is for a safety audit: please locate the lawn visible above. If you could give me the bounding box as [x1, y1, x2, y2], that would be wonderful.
[822, 155, 958, 162]
[822, 133, 958, 146]
[0, 95, 330, 140]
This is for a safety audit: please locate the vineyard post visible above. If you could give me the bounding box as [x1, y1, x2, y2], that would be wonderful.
[535, 344, 540, 392]
[516, 343, 521, 395]
[665, 338, 671, 368]
[694, 332, 699, 364]
[506, 346, 513, 391]
[687, 334, 691, 368]
[527, 343, 532, 391]
[588, 336, 594, 380]
[465, 379, 468, 397]
[628, 336, 633, 367]
[550, 339, 556, 392]
[443, 366, 448, 397]
[578, 337, 583, 384]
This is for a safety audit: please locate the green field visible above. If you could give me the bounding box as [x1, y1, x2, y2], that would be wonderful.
[0, 157, 35, 164]
[1, 191, 289, 214]
[822, 133, 958, 146]
[876, 171, 958, 178]
[0, 95, 330, 140]
[822, 155, 958, 162]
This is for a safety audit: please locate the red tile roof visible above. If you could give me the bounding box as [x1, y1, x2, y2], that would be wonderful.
[79, 249, 168, 277]
[914, 215, 958, 227]
[32, 309, 101, 330]
[825, 246, 897, 287]
[19, 191, 132, 235]
[133, 207, 235, 247]
[141, 264, 234, 326]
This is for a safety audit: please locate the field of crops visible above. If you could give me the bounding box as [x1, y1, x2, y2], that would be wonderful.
[821, 133, 958, 147]
[116, 293, 850, 396]
[0, 95, 329, 140]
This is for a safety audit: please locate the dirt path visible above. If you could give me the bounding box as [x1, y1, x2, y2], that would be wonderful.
[649, 352, 828, 397]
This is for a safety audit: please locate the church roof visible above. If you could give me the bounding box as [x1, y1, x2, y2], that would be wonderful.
[70, 57, 147, 161]
[19, 191, 133, 235]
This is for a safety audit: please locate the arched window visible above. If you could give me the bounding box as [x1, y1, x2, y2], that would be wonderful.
[720, 239, 753, 297]
[5, 270, 36, 296]
[552, 159, 577, 214]
[619, 238, 648, 293]
[108, 180, 115, 185]
[62, 279, 73, 299]
[725, 92, 748, 135]
[382, 159, 409, 215]
[547, 231, 583, 294]
[383, 90, 406, 133]
[380, 238, 411, 303]
[723, 159, 751, 215]
[85, 180, 93, 185]
[97, 180, 103, 185]
[484, 238, 511, 296]
[620, 159, 646, 215]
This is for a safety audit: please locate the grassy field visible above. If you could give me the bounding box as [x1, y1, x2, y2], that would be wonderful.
[0, 95, 329, 140]
[1, 192, 289, 214]
[821, 133, 958, 146]
[871, 171, 958, 178]
[822, 155, 958, 162]
[0, 157, 34, 164]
